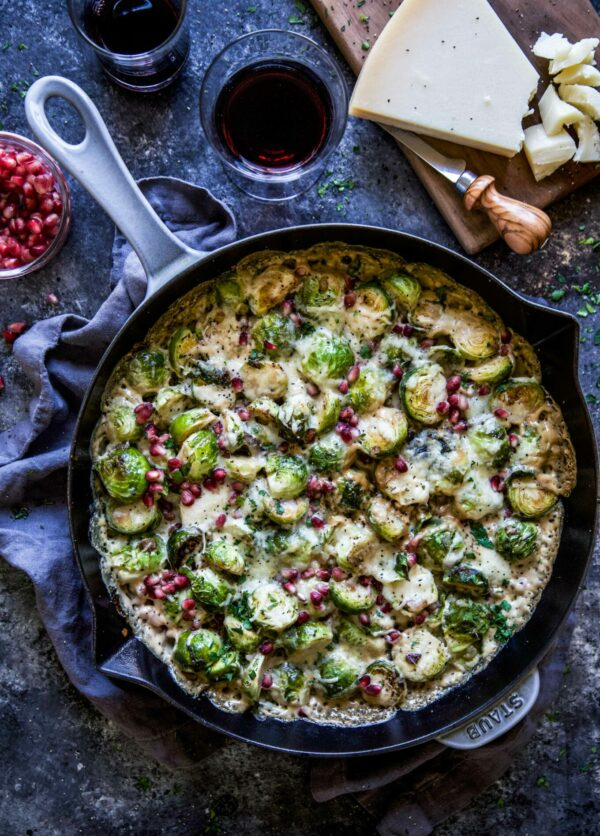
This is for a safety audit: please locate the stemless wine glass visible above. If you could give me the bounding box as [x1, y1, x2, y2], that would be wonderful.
[67, 0, 190, 92]
[200, 30, 348, 201]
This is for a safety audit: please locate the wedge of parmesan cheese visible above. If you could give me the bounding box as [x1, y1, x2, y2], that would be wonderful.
[558, 84, 600, 120]
[532, 32, 572, 60]
[549, 38, 599, 75]
[553, 63, 600, 86]
[573, 118, 600, 163]
[523, 125, 576, 181]
[539, 84, 584, 135]
[349, 0, 539, 157]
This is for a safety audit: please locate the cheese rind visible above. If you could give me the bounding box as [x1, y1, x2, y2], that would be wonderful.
[573, 118, 600, 163]
[349, 0, 539, 158]
[539, 84, 584, 135]
[523, 124, 576, 182]
[553, 63, 600, 86]
[558, 84, 600, 120]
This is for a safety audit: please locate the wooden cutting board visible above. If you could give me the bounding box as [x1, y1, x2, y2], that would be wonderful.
[309, 0, 600, 253]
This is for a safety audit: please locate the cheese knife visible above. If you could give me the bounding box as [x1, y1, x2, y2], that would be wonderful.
[384, 125, 552, 255]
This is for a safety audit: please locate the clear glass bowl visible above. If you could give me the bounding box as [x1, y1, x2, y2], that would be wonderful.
[0, 132, 71, 280]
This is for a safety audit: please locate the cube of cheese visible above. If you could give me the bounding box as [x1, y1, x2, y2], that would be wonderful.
[549, 38, 599, 75]
[532, 32, 572, 61]
[523, 124, 576, 181]
[554, 63, 600, 86]
[349, 0, 539, 157]
[539, 84, 584, 135]
[558, 84, 600, 120]
[573, 118, 600, 163]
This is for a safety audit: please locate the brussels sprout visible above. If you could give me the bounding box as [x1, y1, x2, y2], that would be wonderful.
[250, 582, 299, 632]
[449, 312, 498, 361]
[216, 276, 246, 312]
[221, 409, 245, 451]
[312, 391, 342, 435]
[361, 660, 406, 707]
[167, 526, 204, 567]
[205, 539, 246, 576]
[269, 662, 308, 705]
[346, 365, 392, 415]
[467, 416, 510, 468]
[184, 566, 234, 609]
[358, 407, 408, 458]
[278, 394, 314, 440]
[153, 386, 192, 427]
[380, 270, 421, 310]
[251, 311, 296, 356]
[441, 596, 491, 656]
[170, 407, 215, 446]
[243, 260, 300, 315]
[417, 521, 464, 566]
[250, 398, 280, 426]
[172, 628, 223, 672]
[330, 576, 377, 613]
[263, 496, 309, 526]
[265, 454, 308, 500]
[326, 519, 376, 571]
[295, 272, 345, 323]
[402, 364, 447, 425]
[335, 470, 369, 511]
[345, 283, 394, 341]
[263, 528, 313, 567]
[125, 349, 169, 393]
[337, 617, 387, 655]
[383, 563, 438, 613]
[95, 447, 150, 502]
[492, 379, 545, 424]
[105, 404, 143, 444]
[308, 435, 351, 473]
[179, 429, 218, 480]
[224, 594, 260, 652]
[109, 534, 166, 577]
[106, 497, 162, 535]
[240, 653, 268, 702]
[227, 455, 264, 484]
[495, 518, 538, 560]
[365, 495, 407, 542]
[443, 563, 489, 596]
[506, 476, 557, 519]
[454, 469, 505, 521]
[241, 359, 289, 400]
[299, 329, 354, 385]
[426, 345, 463, 373]
[206, 650, 241, 682]
[169, 326, 198, 377]
[282, 620, 333, 659]
[393, 627, 450, 682]
[466, 355, 513, 385]
[318, 656, 358, 699]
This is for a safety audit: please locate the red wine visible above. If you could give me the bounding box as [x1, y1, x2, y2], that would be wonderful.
[84, 0, 180, 54]
[214, 60, 332, 172]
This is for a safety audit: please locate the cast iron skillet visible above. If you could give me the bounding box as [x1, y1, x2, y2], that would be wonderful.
[25, 77, 598, 757]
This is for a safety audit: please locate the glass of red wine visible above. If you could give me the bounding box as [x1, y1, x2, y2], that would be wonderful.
[200, 30, 348, 201]
[67, 0, 190, 92]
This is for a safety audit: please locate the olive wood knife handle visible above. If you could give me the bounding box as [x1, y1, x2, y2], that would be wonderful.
[463, 175, 552, 255]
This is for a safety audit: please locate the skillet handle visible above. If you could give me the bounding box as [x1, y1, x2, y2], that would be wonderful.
[24, 76, 202, 299]
[436, 668, 540, 750]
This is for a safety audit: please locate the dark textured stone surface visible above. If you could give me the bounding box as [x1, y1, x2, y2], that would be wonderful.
[0, 1, 599, 834]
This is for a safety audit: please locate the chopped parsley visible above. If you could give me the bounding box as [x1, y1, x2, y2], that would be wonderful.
[469, 521, 494, 549]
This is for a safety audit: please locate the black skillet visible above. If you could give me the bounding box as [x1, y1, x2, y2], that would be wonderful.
[24, 76, 598, 757]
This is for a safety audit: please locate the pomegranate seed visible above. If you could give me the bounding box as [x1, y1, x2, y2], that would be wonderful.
[290, 313, 302, 326]
[215, 513, 227, 528]
[231, 376, 244, 392]
[145, 469, 164, 482]
[147, 483, 164, 494]
[394, 457, 408, 473]
[449, 407, 461, 424]
[231, 481, 244, 493]
[150, 443, 167, 457]
[47, 293, 59, 305]
[134, 402, 154, 424]
[182, 598, 196, 611]
[317, 583, 330, 596]
[392, 323, 404, 334]
[316, 568, 330, 580]
[407, 553, 418, 567]
[203, 476, 218, 491]
[174, 575, 189, 589]
[358, 675, 371, 689]
[478, 385, 491, 396]
[259, 641, 274, 655]
[296, 610, 310, 624]
[494, 407, 509, 420]
[448, 394, 460, 407]
[180, 489, 195, 506]
[167, 457, 182, 471]
[301, 568, 316, 579]
[340, 427, 353, 444]
[347, 365, 360, 383]
[282, 299, 294, 316]
[297, 707, 307, 717]
[278, 441, 289, 453]
[402, 324, 414, 337]
[499, 344, 510, 356]
[436, 400, 449, 414]
[162, 582, 176, 595]
[457, 394, 469, 412]
[501, 329, 511, 344]
[420, 338, 433, 349]
[359, 613, 371, 626]
[414, 612, 427, 625]
[452, 420, 468, 432]
[310, 590, 323, 606]
[365, 683, 382, 696]
[446, 375, 461, 393]
[381, 602, 392, 613]
[142, 492, 155, 508]
[344, 291, 357, 308]
[386, 630, 401, 644]
[311, 515, 324, 529]
[283, 581, 297, 594]
[321, 479, 334, 494]
[180, 481, 191, 491]
[213, 467, 227, 481]
[307, 475, 321, 494]
[306, 381, 320, 397]
[228, 491, 238, 505]
[331, 567, 346, 581]
[509, 433, 520, 448]
[340, 406, 354, 421]
[145, 423, 158, 439]
[490, 475, 505, 492]
[237, 408, 250, 421]
[238, 331, 249, 346]
[264, 339, 277, 351]
[213, 421, 223, 435]
[261, 674, 273, 690]
[152, 588, 166, 600]
[392, 364, 404, 379]
[282, 568, 299, 580]
[338, 380, 349, 394]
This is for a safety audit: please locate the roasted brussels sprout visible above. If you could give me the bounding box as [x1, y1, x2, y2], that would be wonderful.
[466, 355, 513, 385]
[106, 497, 161, 535]
[282, 620, 333, 659]
[454, 469, 505, 520]
[383, 563, 438, 613]
[495, 518, 538, 560]
[443, 563, 489, 596]
[216, 276, 246, 311]
[168, 326, 198, 377]
[105, 403, 143, 444]
[393, 627, 450, 682]
[335, 470, 369, 510]
[358, 407, 408, 458]
[346, 365, 392, 415]
[441, 596, 491, 656]
[299, 329, 354, 385]
[269, 662, 308, 704]
[185, 566, 234, 609]
[417, 521, 464, 566]
[318, 656, 358, 699]
[345, 283, 394, 341]
[224, 594, 260, 652]
[492, 379, 545, 424]
[277, 394, 313, 440]
[263, 528, 313, 567]
[227, 455, 264, 483]
[380, 270, 421, 310]
[251, 310, 296, 356]
[330, 576, 377, 613]
[242, 259, 300, 315]
[449, 312, 498, 361]
[205, 539, 246, 576]
[295, 272, 345, 323]
[374, 456, 430, 507]
[108, 534, 166, 577]
[308, 435, 351, 473]
[506, 476, 557, 519]
[241, 359, 289, 400]
[173, 628, 223, 672]
[95, 447, 150, 502]
[312, 391, 341, 435]
[153, 386, 191, 427]
[167, 526, 204, 566]
[467, 415, 510, 468]
[263, 496, 309, 526]
[326, 520, 376, 571]
[365, 495, 407, 542]
[265, 454, 308, 499]
[361, 660, 406, 707]
[337, 617, 387, 655]
[240, 653, 268, 702]
[170, 407, 215, 446]
[179, 429, 219, 480]
[126, 349, 169, 393]
[206, 650, 241, 681]
[250, 582, 299, 632]
[402, 364, 447, 425]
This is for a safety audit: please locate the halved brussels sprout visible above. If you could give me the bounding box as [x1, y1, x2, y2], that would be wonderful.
[216, 275, 246, 312]
[402, 364, 447, 425]
[205, 539, 246, 576]
[277, 394, 314, 441]
[179, 429, 219, 480]
[282, 620, 333, 660]
[105, 404, 143, 444]
[358, 407, 408, 458]
[345, 283, 394, 341]
[346, 365, 392, 415]
[170, 407, 215, 446]
[109, 534, 166, 576]
[330, 576, 377, 613]
[308, 435, 352, 473]
[312, 391, 342, 435]
[225, 594, 260, 651]
[250, 397, 280, 426]
[106, 497, 161, 535]
[426, 345, 464, 374]
[206, 650, 241, 681]
[393, 627, 450, 682]
[240, 653, 267, 702]
[379, 332, 413, 367]
[299, 329, 354, 385]
[154, 386, 192, 427]
[251, 310, 296, 356]
[449, 312, 498, 361]
[227, 455, 264, 483]
[125, 349, 169, 393]
[172, 628, 223, 672]
[443, 563, 489, 597]
[375, 456, 430, 507]
[383, 563, 438, 613]
[95, 447, 150, 502]
[380, 270, 421, 310]
[269, 662, 308, 705]
[492, 379, 545, 424]
[466, 355, 513, 385]
[250, 582, 299, 632]
[168, 526, 204, 567]
[417, 521, 464, 566]
[441, 596, 491, 656]
[506, 476, 557, 519]
[263, 496, 309, 526]
[295, 272, 345, 323]
[365, 495, 407, 542]
[243, 261, 300, 315]
[220, 409, 245, 452]
[495, 518, 538, 560]
[335, 470, 369, 511]
[318, 656, 358, 699]
[454, 468, 505, 520]
[168, 326, 198, 378]
[265, 454, 308, 499]
[241, 360, 289, 400]
[361, 660, 406, 707]
[325, 520, 376, 571]
[337, 617, 387, 655]
[467, 415, 510, 468]
[185, 565, 234, 609]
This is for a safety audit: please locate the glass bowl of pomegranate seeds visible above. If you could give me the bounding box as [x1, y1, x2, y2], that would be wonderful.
[0, 132, 71, 279]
